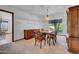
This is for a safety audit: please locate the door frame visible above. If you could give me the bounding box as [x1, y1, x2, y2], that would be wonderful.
[0, 9, 14, 42]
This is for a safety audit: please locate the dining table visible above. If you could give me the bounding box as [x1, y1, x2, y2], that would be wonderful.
[40, 30, 57, 44]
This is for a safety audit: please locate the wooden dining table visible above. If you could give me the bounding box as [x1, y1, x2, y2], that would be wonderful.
[41, 30, 56, 36]
[40, 30, 57, 45]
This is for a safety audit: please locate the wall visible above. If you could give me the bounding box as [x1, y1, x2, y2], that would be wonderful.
[14, 18, 44, 40]
[0, 5, 44, 41]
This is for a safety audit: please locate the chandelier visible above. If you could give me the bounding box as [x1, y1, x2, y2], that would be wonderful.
[45, 8, 50, 20]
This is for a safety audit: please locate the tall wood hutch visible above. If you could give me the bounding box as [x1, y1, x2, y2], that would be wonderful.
[67, 6, 79, 53]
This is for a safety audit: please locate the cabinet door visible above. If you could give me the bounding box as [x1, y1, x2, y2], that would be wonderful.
[69, 9, 79, 37]
[77, 9, 79, 36]
[68, 37, 79, 53]
[67, 10, 70, 35]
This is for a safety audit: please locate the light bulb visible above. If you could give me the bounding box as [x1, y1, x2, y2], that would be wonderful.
[45, 16, 50, 20]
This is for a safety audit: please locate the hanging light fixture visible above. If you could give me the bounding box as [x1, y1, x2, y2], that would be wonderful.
[45, 8, 50, 21]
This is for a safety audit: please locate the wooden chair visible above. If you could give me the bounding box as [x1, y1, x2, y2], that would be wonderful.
[47, 34, 57, 46]
[34, 31, 46, 48]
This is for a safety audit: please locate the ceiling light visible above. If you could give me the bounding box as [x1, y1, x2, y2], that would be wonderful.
[45, 8, 50, 21]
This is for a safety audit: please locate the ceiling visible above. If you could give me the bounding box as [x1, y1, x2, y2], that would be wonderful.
[11, 5, 73, 16]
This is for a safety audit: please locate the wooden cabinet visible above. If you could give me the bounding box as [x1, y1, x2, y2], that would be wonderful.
[24, 29, 40, 40]
[67, 37, 79, 53]
[24, 30, 34, 40]
[67, 6, 79, 53]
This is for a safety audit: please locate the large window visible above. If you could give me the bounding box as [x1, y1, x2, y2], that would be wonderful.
[48, 19, 63, 32]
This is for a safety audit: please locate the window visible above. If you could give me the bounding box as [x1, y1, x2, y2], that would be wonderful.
[48, 19, 63, 32]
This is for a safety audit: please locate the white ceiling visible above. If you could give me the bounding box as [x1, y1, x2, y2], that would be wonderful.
[11, 5, 73, 16]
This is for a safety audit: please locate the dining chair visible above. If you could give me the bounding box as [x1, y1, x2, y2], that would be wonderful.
[34, 31, 46, 48]
[47, 34, 57, 46]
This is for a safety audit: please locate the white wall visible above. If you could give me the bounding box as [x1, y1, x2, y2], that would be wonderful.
[0, 5, 44, 40]
[14, 19, 44, 40]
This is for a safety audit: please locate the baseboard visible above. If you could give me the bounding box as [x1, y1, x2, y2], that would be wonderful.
[57, 35, 66, 36]
[14, 38, 24, 42]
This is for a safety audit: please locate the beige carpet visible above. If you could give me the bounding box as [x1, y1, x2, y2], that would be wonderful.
[0, 38, 70, 54]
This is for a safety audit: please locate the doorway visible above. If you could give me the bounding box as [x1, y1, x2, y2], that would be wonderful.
[0, 9, 14, 44]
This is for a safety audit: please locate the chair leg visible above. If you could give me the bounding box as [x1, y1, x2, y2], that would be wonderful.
[53, 36, 57, 45]
[40, 41, 42, 49]
[53, 39, 55, 46]
[49, 39, 51, 46]
[47, 37, 49, 44]
[47, 39, 49, 44]
[55, 37, 57, 43]
[44, 39, 46, 45]
[34, 39, 37, 46]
